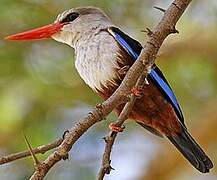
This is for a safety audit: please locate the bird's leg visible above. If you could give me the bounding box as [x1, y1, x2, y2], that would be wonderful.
[131, 86, 143, 98]
[109, 123, 125, 133]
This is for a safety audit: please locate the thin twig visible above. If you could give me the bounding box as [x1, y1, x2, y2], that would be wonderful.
[154, 6, 166, 13]
[98, 74, 147, 180]
[0, 138, 63, 165]
[23, 133, 40, 165]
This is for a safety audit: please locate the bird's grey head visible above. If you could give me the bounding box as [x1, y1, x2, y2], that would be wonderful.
[5, 7, 113, 48]
[5, 7, 119, 91]
[52, 7, 113, 47]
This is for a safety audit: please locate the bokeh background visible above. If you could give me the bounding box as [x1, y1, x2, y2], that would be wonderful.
[0, 0, 217, 179]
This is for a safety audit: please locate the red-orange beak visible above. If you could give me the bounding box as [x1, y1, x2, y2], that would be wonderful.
[5, 22, 64, 41]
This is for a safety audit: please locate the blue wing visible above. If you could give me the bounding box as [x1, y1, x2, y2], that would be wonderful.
[108, 27, 184, 123]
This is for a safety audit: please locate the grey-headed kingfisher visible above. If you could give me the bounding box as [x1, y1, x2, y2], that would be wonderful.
[5, 7, 213, 173]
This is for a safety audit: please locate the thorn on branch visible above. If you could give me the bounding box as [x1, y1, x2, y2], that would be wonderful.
[23, 132, 40, 165]
[170, 28, 179, 34]
[147, 41, 158, 48]
[122, 125, 126, 130]
[102, 136, 110, 143]
[96, 103, 103, 109]
[62, 153, 69, 161]
[126, 95, 131, 102]
[104, 164, 115, 174]
[172, 2, 182, 10]
[88, 111, 94, 117]
[62, 130, 70, 139]
[142, 27, 154, 37]
[154, 6, 166, 13]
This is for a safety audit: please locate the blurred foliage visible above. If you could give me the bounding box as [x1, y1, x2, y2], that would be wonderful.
[0, 0, 217, 180]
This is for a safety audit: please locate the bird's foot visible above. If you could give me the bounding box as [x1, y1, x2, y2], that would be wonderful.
[131, 87, 143, 98]
[109, 123, 125, 133]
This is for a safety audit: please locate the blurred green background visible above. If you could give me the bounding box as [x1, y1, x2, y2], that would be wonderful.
[0, 0, 217, 179]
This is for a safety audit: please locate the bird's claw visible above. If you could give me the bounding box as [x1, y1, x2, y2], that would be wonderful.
[131, 87, 143, 98]
[109, 123, 125, 133]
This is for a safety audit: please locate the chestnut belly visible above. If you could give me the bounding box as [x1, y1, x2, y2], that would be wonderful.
[97, 80, 182, 136]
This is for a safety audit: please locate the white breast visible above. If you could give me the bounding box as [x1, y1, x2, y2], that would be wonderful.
[74, 31, 120, 91]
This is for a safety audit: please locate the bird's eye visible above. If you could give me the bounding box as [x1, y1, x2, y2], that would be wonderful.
[61, 12, 79, 23]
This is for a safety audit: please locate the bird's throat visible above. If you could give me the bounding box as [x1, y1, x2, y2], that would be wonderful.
[74, 30, 121, 91]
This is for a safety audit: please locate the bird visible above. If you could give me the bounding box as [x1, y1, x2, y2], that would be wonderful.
[5, 6, 213, 173]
